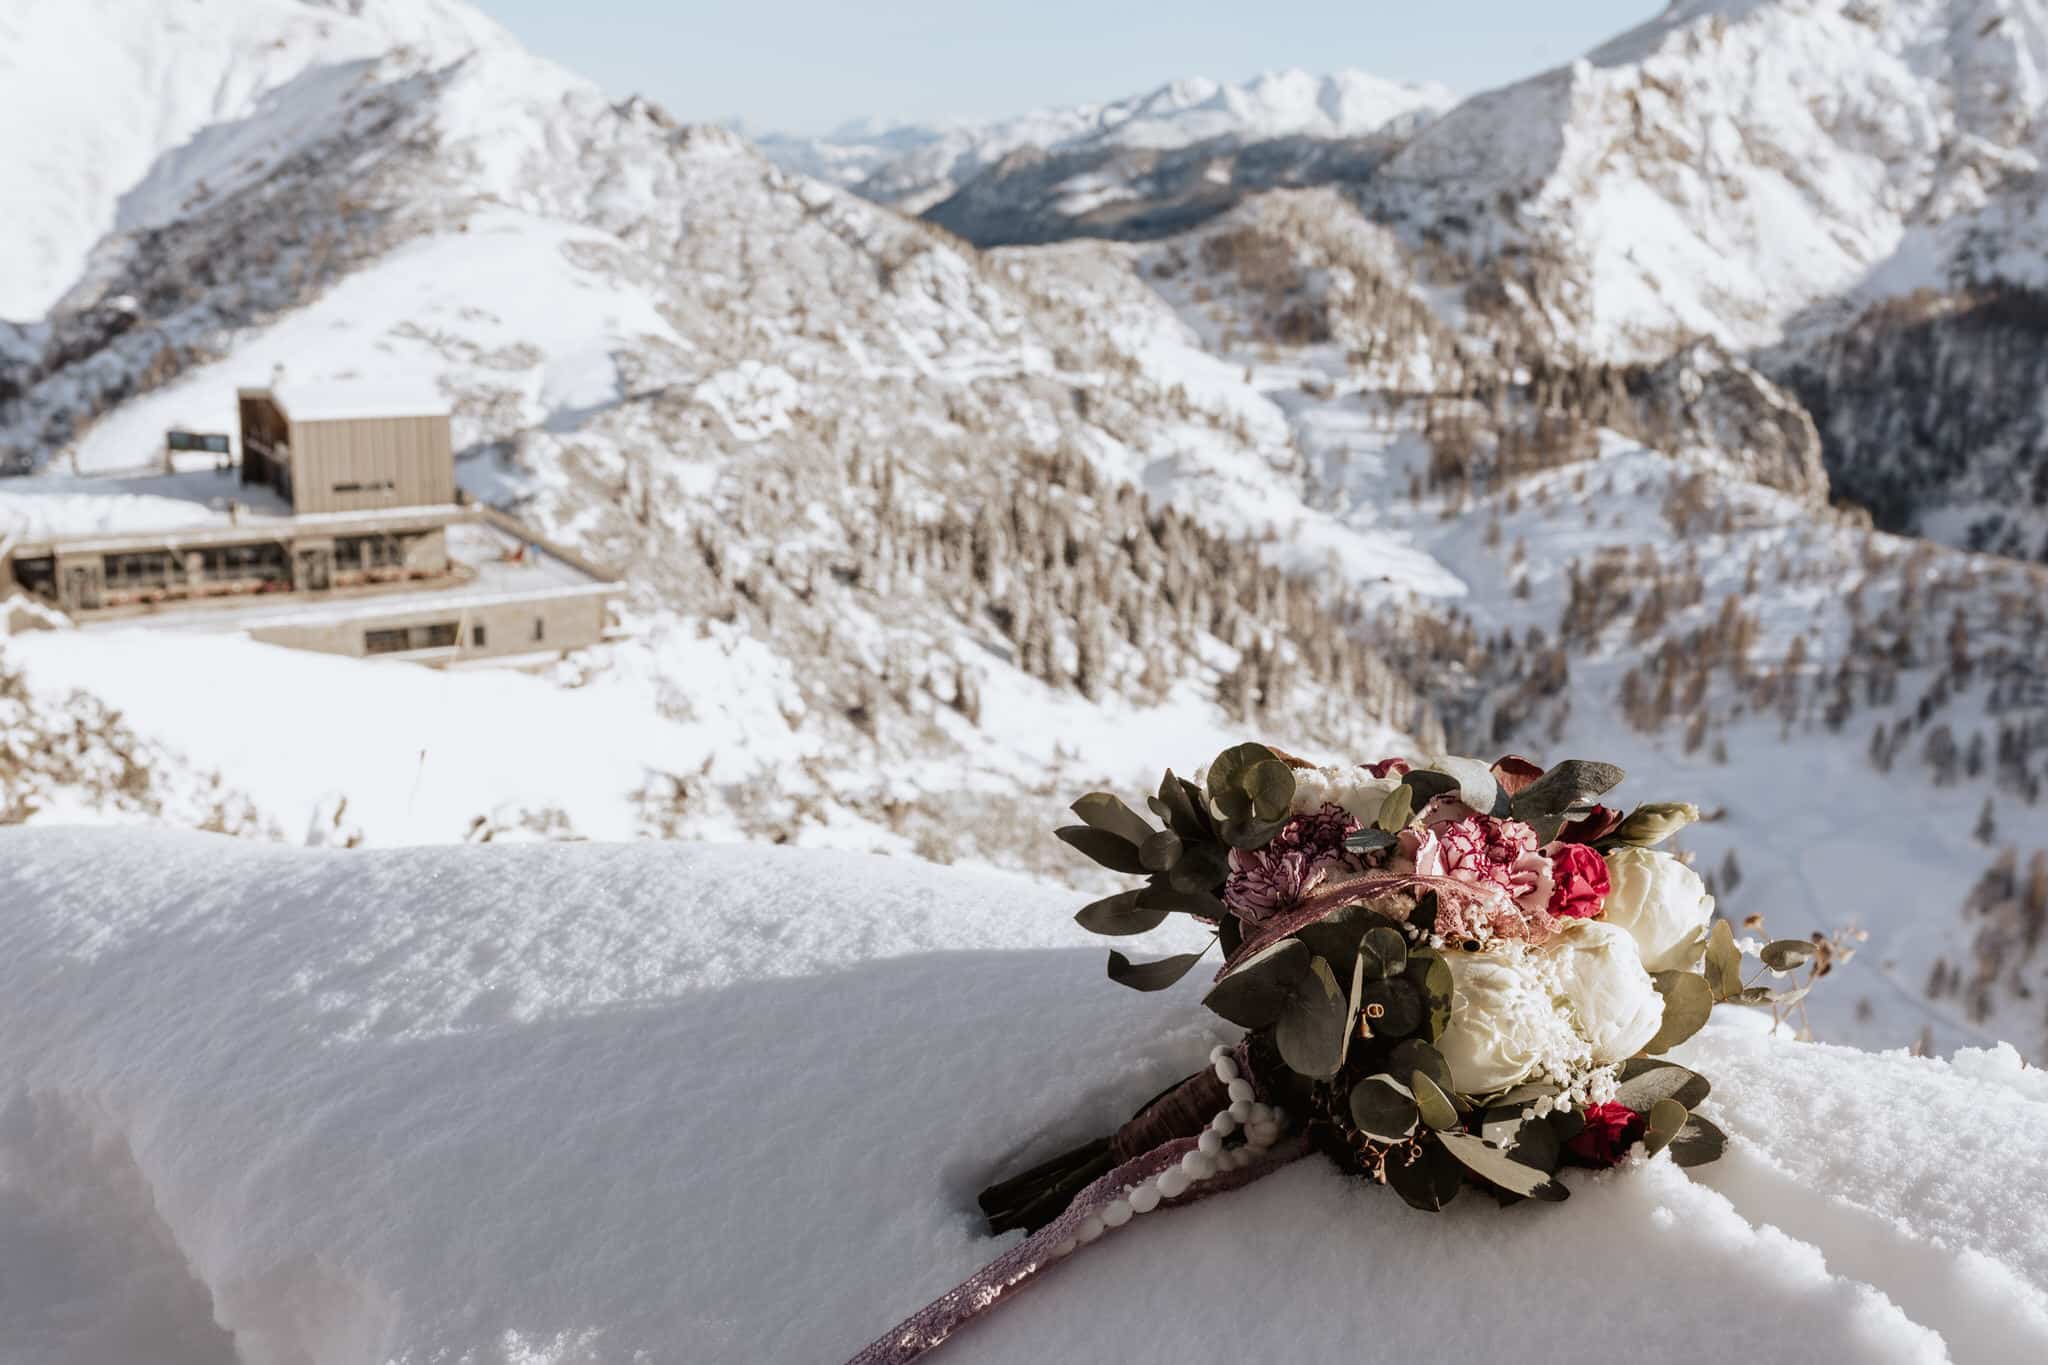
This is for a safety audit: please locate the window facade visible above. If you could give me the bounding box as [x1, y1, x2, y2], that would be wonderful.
[363, 621, 459, 655]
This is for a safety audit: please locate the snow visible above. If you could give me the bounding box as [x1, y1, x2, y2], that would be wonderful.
[271, 377, 452, 422]
[0, 0, 510, 321]
[0, 829, 2042, 1364]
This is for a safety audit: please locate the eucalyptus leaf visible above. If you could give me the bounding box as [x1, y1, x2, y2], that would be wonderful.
[1054, 825, 1148, 875]
[1376, 784, 1415, 833]
[1070, 792, 1156, 848]
[1206, 743, 1278, 821]
[1360, 926, 1408, 980]
[1135, 883, 1226, 918]
[1074, 889, 1170, 936]
[1646, 971, 1713, 1053]
[1491, 1080, 1563, 1106]
[1345, 827, 1398, 855]
[1348, 1075, 1419, 1141]
[1155, 770, 1203, 839]
[1139, 829, 1184, 873]
[1387, 1139, 1463, 1211]
[1165, 843, 1230, 895]
[1411, 1070, 1458, 1130]
[1361, 978, 1424, 1038]
[1705, 919, 1743, 1001]
[1643, 1097, 1688, 1156]
[1760, 938, 1817, 972]
[1437, 1130, 1569, 1201]
[1389, 1039, 1452, 1093]
[1407, 948, 1455, 1044]
[1400, 769, 1461, 807]
[1106, 949, 1207, 992]
[1243, 760, 1297, 823]
[1609, 802, 1699, 847]
[1425, 755, 1502, 818]
[1509, 759, 1626, 820]
[1508, 1115, 1562, 1175]
[1220, 814, 1289, 850]
[1615, 1058, 1711, 1111]
[1668, 1114, 1727, 1168]
[1730, 986, 1780, 1006]
[1274, 955, 1351, 1078]
[1202, 937, 1312, 1029]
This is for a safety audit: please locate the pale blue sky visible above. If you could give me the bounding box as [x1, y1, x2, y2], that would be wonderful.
[472, 2, 1663, 135]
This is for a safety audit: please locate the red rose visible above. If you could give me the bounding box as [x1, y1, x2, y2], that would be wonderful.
[1546, 843, 1611, 920]
[1567, 1102, 1644, 1167]
[1363, 757, 1412, 778]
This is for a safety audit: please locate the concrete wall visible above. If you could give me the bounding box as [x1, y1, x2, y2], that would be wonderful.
[286, 413, 454, 516]
[245, 591, 614, 665]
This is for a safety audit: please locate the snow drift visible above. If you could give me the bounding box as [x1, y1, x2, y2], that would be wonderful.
[1, 829, 2044, 1364]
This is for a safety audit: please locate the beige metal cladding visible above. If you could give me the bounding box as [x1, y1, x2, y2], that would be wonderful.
[288, 413, 454, 515]
[245, 590, 614, 664]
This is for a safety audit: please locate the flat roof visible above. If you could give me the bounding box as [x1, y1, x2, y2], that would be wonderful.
[250, 379, 453, 423]
[2, 506, 464, 559]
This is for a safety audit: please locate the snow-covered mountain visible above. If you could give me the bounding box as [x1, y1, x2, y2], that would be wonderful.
[754, 68, 1453, 214]
[3, 0, 2047, 1065]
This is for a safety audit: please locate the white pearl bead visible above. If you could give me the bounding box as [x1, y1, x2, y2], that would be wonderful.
[1247, 1121, 1278, 1147]
[1157, 1167, 1191, 1199]
[1128, 1181, 1161, 1214]
[1213, 1057, 1239, 1084]
[1197, 1130, 1222, 1155]
[1210, 1111, 1237, 1135]
[1248, 1102, 1273, 1124]
[1269, 1107, 1288, 1129]
[1102, 1199, 1133, 1228]
[1051, 1238, 1076, 1259]
[1077, 1214, 1105, 1244]
[1209, 1044, 1231, 1064]
[1227, 1079, 1255, 1103]
[1229, 1100, 1253, 1122]
[1183, 1150, 1217, 1180]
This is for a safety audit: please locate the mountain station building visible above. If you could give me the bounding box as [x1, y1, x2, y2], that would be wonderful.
[1, 380, 620, 666]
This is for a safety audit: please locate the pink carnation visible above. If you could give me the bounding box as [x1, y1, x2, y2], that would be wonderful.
[1223, 804, 1361, 923]
[1398, 814, 1559, 944]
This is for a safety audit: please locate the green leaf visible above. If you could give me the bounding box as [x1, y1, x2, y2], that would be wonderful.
[1138, 829, 1184, 873]
[1074, 889, 1169, 936]
[1345, 827, 1398, 855]
[1424, 756, 1502, 818]
[1348, 1075, 1419, 1141]
[1202, 937, 1312, 1028]
[1375, 784, 1415, 833]
[1155, 770, 1204, 839]
[1643, 1098, 1688, 1156]
[1406, 948, 1454, 1044]
[1219, 814, 1289, 850]
[1164, 843, 1230, 894]
[1668, 1113, 1727, 1168]
[1390, 1039, 1452, 1094]
[1507, 1115, 1562, 1175]
[1242, 760, 1296, 823]
[1359, 926, 1408, 980]
[1760, 938, 1816, 972]
[1106, 948, 1207, 992]
[1274, 955, 1351, 1078]
[1360, 978, 1424, 1038]
[1646, 971, 1713, 1053]
[1206, 743, 1277, 820]
[1400, 769, 1461, 807]
[1509, 759, 1626, 820]
[1705, 919, 1743, 1001]
[1070, 792, 1156, 848]
[1386, 1140, 1463, 1211]
[1491, 1080, 1562, 1106]
[1609, 802, 1699, 848]
[1411, 1070, 1458, 1130]
[1054, 825, 1148, 875]
[1437, 1130, 1568, 1201]
[1614, 1058, 1711, 1111]
[1294, 901, 1373, 979]
[1135, 883, 1226, 918]
[1728, 986, 1780, 1005]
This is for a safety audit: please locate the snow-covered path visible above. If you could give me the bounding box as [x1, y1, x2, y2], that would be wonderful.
[0, 830, 2043, 1363]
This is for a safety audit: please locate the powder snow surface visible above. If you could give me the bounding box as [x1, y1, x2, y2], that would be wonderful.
[0, 830, 2042, 1364]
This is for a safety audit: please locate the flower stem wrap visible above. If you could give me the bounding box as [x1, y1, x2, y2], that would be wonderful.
[846, 1043, 1304, 1365]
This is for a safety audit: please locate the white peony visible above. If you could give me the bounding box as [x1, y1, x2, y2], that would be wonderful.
[1434, 948, 1560, 1094]
[1601, 847, 1716, 973]
[1286, 766, 1403, 828]
[1544, 919, 1665, 1065]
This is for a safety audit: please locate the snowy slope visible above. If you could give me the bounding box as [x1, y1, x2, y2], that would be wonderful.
[757, 68, 1453, 214]
[0, 830, 2042, 1365]
[0, 0, 509, 321]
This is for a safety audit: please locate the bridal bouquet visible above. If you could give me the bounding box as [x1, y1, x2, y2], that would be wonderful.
[852, 747, 1805, 1365]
